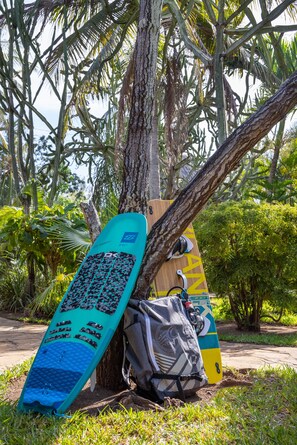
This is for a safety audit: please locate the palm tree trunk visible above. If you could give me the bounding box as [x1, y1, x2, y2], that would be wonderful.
[98, 0, 163, 390]
[119, 0, 163, 214]
[80, 201, 101, 242]
[149, 99, 161, 199]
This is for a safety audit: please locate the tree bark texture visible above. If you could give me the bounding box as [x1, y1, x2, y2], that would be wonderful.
[80, 201, 101, 242]
[268, 118, 286, 185]
[149, 99, 161, 199]
[96, 0, 163, 388]
[133, 70, 297, 298]
[95, 317, 125, 390]
[119, 0, 163, 214]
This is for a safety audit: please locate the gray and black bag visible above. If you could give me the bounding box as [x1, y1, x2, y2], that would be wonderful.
[122, 296, 208, 402]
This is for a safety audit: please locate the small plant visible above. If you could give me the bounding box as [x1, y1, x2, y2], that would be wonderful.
[0, 262, 30, 312]
[30, 270, 74, 317]
[211, 297, 234, 321]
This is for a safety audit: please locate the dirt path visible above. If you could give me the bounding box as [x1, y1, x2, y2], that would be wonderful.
[217, 321, 297, 370]
[0, 316, 47, 373]
[1, 315, 296, 414]
[1, 316, 297, 373]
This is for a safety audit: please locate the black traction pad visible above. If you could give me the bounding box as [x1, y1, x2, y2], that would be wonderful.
[60, 252, 136, 315]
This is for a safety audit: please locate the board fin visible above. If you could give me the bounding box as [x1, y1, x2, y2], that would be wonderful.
[90, 369, 96, 392]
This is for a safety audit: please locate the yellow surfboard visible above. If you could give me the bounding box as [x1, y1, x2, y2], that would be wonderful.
[147, 200, 222, 384]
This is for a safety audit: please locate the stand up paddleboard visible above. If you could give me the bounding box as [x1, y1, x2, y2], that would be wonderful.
[18, 213, 147, 415]
[147, 200, 222, 384]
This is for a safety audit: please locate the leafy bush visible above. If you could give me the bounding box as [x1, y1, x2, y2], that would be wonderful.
[0, 203, 90, 314]
[194, 201, 297, 331]
[0, 262, 30, 312]
[30, 270, 74, 317]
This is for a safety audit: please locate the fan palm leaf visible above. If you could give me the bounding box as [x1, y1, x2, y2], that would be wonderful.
[76, 17, 138, 94]
[47, 222, 91, 252]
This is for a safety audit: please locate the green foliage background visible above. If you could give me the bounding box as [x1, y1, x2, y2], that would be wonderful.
[194, 201, 297, 330]
[0, 204, 90, 315]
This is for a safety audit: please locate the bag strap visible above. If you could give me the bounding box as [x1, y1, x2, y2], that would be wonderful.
[153, 373, 203, 384]
[152, 373, 203, 402]
[152, 374, 186, 401]
[122, 332, 134, 388]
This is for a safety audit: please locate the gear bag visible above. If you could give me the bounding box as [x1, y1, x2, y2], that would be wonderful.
[122, 296, 208, 402]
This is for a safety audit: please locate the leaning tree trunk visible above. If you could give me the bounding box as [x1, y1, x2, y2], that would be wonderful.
[97, 0, 163, 390]
[134, 70, 297, 298]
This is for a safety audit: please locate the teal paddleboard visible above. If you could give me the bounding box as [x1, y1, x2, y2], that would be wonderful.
[18, 213, 147, 415]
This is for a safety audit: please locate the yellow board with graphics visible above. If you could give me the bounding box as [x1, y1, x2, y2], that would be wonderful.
[147, 200, 222, 384]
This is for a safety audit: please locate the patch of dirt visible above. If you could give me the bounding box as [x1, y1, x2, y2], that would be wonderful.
[0, 310, 31, 321]
[5, 368, 253, 416]
[216, 321, 297, 336]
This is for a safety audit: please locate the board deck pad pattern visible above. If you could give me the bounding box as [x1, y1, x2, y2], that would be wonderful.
[147, 200, 222, 384]
[18, 213, 147, 415]
[60, 252, 135, 314]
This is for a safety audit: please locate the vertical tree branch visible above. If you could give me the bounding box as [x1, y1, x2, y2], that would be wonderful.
[16, 0, 39, 211]
[6, 4, 22, 201]
[80, 201, 101, 243]
[48, 7, 69, 207]
[215, 0, 227, 145]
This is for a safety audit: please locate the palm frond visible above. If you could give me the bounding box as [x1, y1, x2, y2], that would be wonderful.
[77, 17, 137, 93]
[47, 223, 91, 252]
[45, 0, 138, 74]
[30, 272, 74, 316]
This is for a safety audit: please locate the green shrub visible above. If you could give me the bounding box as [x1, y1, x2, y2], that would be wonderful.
[194, 201, 297, 331]
[0, 203, 90, 314]
[0, 262, 30, 312]
[30, 270, 74, 317]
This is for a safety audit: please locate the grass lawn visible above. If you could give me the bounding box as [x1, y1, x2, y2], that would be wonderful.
[218, 330, 297, 347]
[1, 361, 297, 445]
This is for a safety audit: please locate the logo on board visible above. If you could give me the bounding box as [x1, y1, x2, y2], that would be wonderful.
[121, 232, 138, 243]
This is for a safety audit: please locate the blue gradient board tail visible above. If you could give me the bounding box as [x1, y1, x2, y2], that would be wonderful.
[18, 213, 147, 415]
